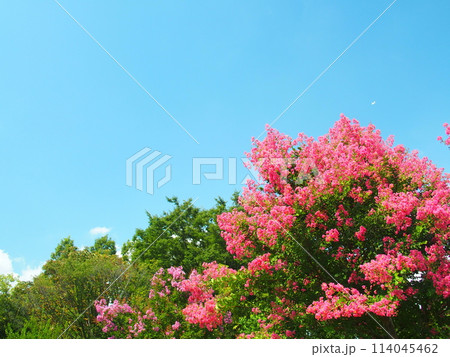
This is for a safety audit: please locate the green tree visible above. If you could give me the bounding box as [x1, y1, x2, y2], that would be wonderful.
[50, 236, 77, 260]
[0, 274, 17, 338]
[5, 280, 36, 335]
[122, 196, 240, 274]
[89, 235, 116, 255]
[27, 250, 132, 338]
[3, 235, 152, 339]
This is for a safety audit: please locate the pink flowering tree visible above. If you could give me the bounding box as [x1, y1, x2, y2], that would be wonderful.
[215, 115, 449, 338]
[96, 116, 449, 338]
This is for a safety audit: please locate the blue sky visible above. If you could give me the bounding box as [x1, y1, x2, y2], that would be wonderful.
[0, 0, 449, 278]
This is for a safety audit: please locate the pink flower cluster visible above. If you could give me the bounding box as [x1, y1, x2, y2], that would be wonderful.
[381, 191, 419, 232]
[217, 195, 296, 260]
[247, 253, 286, 275]
[323, 228, 340, 242]
[306, 283, 399, 320]
[359, 254, 396, 285]
[148, 268, 171, 298]
[360, 249, 449, 298]
[354, 226, 367, 242]
[95, 299, 155, 338]
[182, 299, 221, 331]
[180, 262, 236, 331]
[167, 266, 186, 289]
[437, 122, 450, 146]
[306, 283, 369, 320]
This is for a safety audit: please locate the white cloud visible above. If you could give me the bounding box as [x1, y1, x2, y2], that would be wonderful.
[89, 227, 111, 236]
[19, 264, 43, 282]
[0, 250, 43, 281]
[0, 249, 14, 275]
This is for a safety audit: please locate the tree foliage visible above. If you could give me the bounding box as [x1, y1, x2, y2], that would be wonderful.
[90, 235, 117, 255]
[31, 249, 132, 338]
[2, 237, 146, 339]
[122, 197, 240, 274]
[50, 236, 77, 260]
[5, 317, 62, 339]
[0, 274, 18, 338]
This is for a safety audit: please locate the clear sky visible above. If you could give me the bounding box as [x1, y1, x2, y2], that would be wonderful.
[0, 0, 449, 279]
